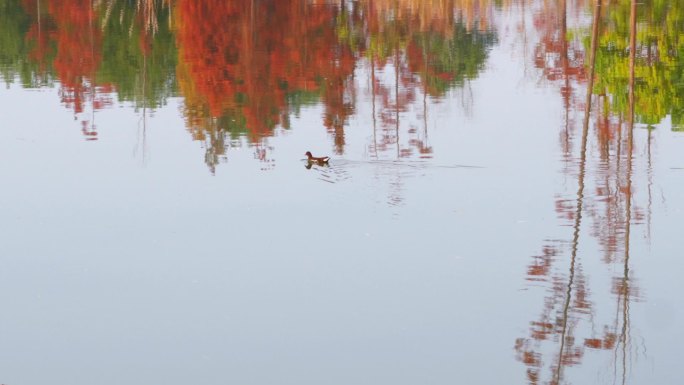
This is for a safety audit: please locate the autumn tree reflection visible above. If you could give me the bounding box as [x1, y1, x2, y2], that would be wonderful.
[0, 0, 54, 86]
[174, 0, 498, 169]
[516, 1, 649, 384]
[2, 0, 174, 141]
[355, 0, 497, 160]
[531, 0, 588, 158]
[593, 0, 684, 129]
[48, 0, 110, 139]
[325, 0, 497, 206]
[1, 0, 502, 169]
[99, 0, 177, 111]
[174, 0, 357, 170]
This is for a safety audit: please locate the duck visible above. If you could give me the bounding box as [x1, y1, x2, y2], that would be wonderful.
[305, 151, 330, 164]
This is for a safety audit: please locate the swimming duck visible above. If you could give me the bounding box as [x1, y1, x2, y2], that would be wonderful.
[305, 151, 330, 164]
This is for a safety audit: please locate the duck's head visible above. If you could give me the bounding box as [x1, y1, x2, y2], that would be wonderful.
[305, 151, 312, 157]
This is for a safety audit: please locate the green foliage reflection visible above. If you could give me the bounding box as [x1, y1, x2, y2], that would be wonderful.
[593, 0, 684, 128]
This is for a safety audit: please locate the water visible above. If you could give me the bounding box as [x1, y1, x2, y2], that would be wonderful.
[1, 1, 684, 384]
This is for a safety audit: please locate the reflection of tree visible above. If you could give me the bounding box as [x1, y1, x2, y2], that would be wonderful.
[361, 0, 497, 36]
[47, 0, 110, 139]
[322, 2, 357, 155]
[408, 23, 497, 96]
[593, 0, 684, 128]
[99, 0, 177, 111]
[354, 0, 497, 160]
[174, 0, 356, 169]
[330, 0, 498, 206]
[1, 0, 501, 169]
[532, 0, 588, 159]
[0, 0, 55, 86]
[1, 0, 175, 140]
[516, 1, 644, 384]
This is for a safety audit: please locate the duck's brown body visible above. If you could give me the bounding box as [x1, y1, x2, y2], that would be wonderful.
[305, 151, 330, 163]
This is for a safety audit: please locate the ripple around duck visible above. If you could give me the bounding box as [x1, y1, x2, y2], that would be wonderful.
[304, 161, 353, 184]
[332, 158, 484, 170]
[304, 158, 484, 185]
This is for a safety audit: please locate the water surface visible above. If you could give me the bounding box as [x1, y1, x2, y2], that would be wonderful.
[1, 1, 684, 384]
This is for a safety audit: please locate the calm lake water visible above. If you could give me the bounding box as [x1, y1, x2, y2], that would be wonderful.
[1, 1, 683, 384]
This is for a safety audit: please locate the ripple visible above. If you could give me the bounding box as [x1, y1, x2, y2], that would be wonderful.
[304, 161, 352, 184]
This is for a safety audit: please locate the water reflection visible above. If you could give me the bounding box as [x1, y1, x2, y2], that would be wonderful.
[2, 2, 682, 157]
[0, 0, 496, 170]
[1, 1, 684, 383]
[512, 0, 675, 383]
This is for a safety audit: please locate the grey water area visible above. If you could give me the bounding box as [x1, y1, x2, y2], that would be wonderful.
[1, 4, 684, 385]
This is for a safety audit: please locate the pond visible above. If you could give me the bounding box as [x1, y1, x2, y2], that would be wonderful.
[1, 1, 683, 384]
